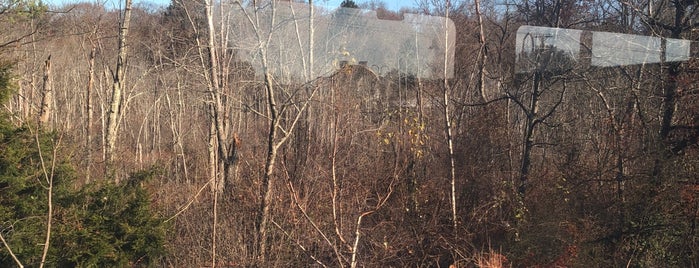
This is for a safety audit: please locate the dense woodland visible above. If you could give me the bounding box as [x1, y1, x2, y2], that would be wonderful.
[1, 0, 698, 266]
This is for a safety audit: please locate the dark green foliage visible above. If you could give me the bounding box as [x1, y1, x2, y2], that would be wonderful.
[0, 126, 73, 266]
[340, 0, 359, 8]
[0, 62, 55, 266]
[53, 169, 168, 267]
[1, 0, 47, 22]
[0, 136, 168, 267]
[0, 61, 14, 106]
[0, 63, 168, 267]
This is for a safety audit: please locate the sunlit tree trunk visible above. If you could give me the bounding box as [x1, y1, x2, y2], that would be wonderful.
[105, 0, 133, 178]
[85, 47, 95, 183]
[38, 56, 52, 128]
[257, 69, 278, 265]
[440, 0, 458, 233]
[475, 0, 487, 102]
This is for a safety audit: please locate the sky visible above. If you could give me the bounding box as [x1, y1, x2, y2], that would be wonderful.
[46, 0, 412, 11]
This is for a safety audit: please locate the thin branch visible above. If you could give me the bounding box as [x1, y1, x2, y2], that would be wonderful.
[0, 232, 23, 268]
[349, 177, 396, 268]
[287, 179, 347, 267]
[454, 95, 510, 107]
[271, 219, 329, 268]
[533, 82, 566, 128]
[505, 91, 532, 118]
[34, 130, 60, 268]
[165, 180, 212, 223]
[273, 84, 322, 151]
[349, 210, 373, 268]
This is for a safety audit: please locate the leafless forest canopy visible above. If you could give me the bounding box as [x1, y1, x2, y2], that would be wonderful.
[1, 0, 699, 266]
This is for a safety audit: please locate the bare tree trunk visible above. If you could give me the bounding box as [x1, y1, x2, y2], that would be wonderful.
[444, 80, 457, 232]
[257, 71, 279, 265]
[206, 111, 218, 268]
[212, 147, 219, 268]
[100, 69, 107, 163]
[475, 0, 487, 102]
[37, 132, 58, 268]
[652, 4, 685, 188]
[255, 50, 318, 267]
[208, 111, 217, 190]
[38, 56, 52, 128]
[18, 80, 28, 123]
[234, 2, 320, 264]
[179, 0, 238, 263]
[518, 72, 540, 196]
[176, 77, 190, 182]
[510, 71, 565, 227]
[105, 0, 133, 178]
[350, 211, 373, 268]
[330, 83, 345, 247]
[308, 0, 314, 79]
[349, 179, 395, 268]
[441, 1, 458, 233]
[202, 0, 234, 194]
[86, 47, 95, 183]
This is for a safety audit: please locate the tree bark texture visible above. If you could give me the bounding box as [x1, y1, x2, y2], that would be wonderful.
[105, 0, 133, 178]
[38, 55, 52, 128]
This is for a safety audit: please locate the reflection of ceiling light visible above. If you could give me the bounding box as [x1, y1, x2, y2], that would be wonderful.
[516, 26, 691, 73]
[225, 3, 455, 81]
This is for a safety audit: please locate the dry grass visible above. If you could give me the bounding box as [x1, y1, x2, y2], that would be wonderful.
[473, 249, 509, 268]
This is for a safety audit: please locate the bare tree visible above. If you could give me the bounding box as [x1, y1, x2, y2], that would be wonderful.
[438, 0, 459, 233]
[36, 130, 59, 268]
[85, 46, 95, 183]
[105, 0, 133, 178]
[474, 0, 487, 102]
[229, 2, 321, 264]
[38, 55, 51, 128]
